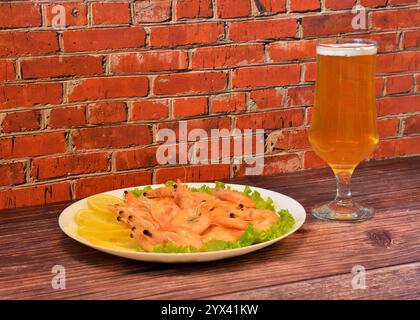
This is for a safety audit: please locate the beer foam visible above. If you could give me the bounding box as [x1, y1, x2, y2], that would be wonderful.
[317, 43, 377, 56]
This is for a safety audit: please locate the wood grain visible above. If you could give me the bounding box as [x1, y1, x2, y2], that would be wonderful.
[0, 157, 419, 300]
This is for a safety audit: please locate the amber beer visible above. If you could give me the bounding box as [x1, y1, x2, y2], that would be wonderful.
[309, 41, 379, 173]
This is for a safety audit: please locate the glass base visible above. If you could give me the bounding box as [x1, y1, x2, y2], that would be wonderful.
[312, 200, 374, 222]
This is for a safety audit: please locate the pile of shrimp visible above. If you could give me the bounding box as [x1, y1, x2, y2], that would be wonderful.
[114, 180, 278, 252]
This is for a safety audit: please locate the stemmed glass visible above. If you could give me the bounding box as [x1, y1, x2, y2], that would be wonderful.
[309, 39, 379, 221]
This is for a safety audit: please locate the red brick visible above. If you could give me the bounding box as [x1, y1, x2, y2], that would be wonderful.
[290, 0, 320, 12]
[260, 154, 301, 176]
[389, 0, 417, 4]
[0, 83, 62, 110]
[154, 71, 227, 95]
[74, 171, 152, 199]
[377, 95, 420, 116]
[67, 76, 149, 102]
[43, 3, 87, 27]
[360, 0, 387, 6]
[91, 2, 130, 25]
[416, 74, 420, 93]
[1, 110, 41, 133]
[303, 150, 326, 169]
[403, 30, 420, 49]
[376, 77, 385, 97]
[0, 60, 15, 81]
[173, 97, 208, 118]
[62, 27, 146, 52]
[20, 55, 104, 80]
[131, 100, 169, 121]
[155, 164, 230, 184]
[385, 75, 414, 95]
[301, 13, 355, 37]
[250, 88, 285, 109]
[157, 117, 231, 140]
[134, 0, 171, 23]
[0, 163, 26, 187]
[31, 152, 109, 181]
[0, 182, 71, 210]
[288, 86, 315, 106]
[111, 50, 188, 74]
[176, 0, 213, 19]
[303, 62, 316, 82]
[72, 124, 151, 150]
[192, 44, 264, 69]
[306, 106, 313, 125]
[0, 132, 67, 159]
[372, 8, 419, 30]
[373, 136, 420, 159]
[0, 3, 41, 28]
[0, 31, 58, 57]
[403, 115, 420, 135]
[229, 18, 296, 41]
[235, 109, 304, 130]
[150, 22, 224, 48]
[210, 93, 246, 113]
[345, 32, 399, 53]
[88, 102, 127, 124]
[254, 0, 286, 15]
[114, 146, 160, 171]
[324, 0, 356, 10]
[217, 0, 251, 18]
[232, 64, 300, 89]
[233, 153, 301, 177]
[378, 118, 400, 138]
[268, 40, 316, 62]
[274, 128, 309, 150]
[49, 105, 86, 129]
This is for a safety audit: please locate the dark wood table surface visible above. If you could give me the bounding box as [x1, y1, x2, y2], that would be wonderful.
[1, 157, 419, 300]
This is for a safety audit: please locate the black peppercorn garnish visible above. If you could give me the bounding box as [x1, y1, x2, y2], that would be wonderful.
[173, 184, 177, 189]
[238, 204, 244, 209]
[119, 210, 123, 215]
[230, 213, 235, 218]
[116, 216, 121, 221]
[143, 192, 147, 197]
[143, 229, 152, 236]
[131, 227, 136, 231]
[128, 215, 133, 221]
[124, 190, 128, 195]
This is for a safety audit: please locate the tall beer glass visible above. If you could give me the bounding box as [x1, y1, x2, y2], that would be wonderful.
[309, 39, 378, 221]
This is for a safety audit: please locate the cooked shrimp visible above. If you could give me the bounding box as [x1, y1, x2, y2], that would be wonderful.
[131, 226, 202, 251]
[250, 209, 278, 231]
[201, 226, 243, 243]
[213, 189, 256, 208]
[174, 183, 195, 209]
[143, 186, 174, 198]
[210, 215, 248, 230]
[170, 207, 211, 234]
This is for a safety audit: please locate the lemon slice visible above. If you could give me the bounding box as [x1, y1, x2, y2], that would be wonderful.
[82, 235, 142, 251]
[75, 209, 124, 229]
[78, 226, 131, 241]
[87, 194, 123, 216]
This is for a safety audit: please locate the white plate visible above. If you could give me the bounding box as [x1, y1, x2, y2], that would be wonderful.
[59, 183, 306, 263]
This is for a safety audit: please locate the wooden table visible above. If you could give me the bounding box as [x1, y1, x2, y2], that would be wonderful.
[1, 157, 419, 300]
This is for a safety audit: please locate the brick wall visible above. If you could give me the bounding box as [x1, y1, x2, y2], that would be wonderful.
[0, 0, 419, 209]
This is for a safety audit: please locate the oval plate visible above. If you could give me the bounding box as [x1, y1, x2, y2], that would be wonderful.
[59, 183, 306, 263]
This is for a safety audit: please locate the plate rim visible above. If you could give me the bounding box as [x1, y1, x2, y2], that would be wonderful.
[58, 182, 306, 260]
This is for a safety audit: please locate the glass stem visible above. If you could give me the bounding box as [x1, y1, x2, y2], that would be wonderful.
[334, 171, 354, 206]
